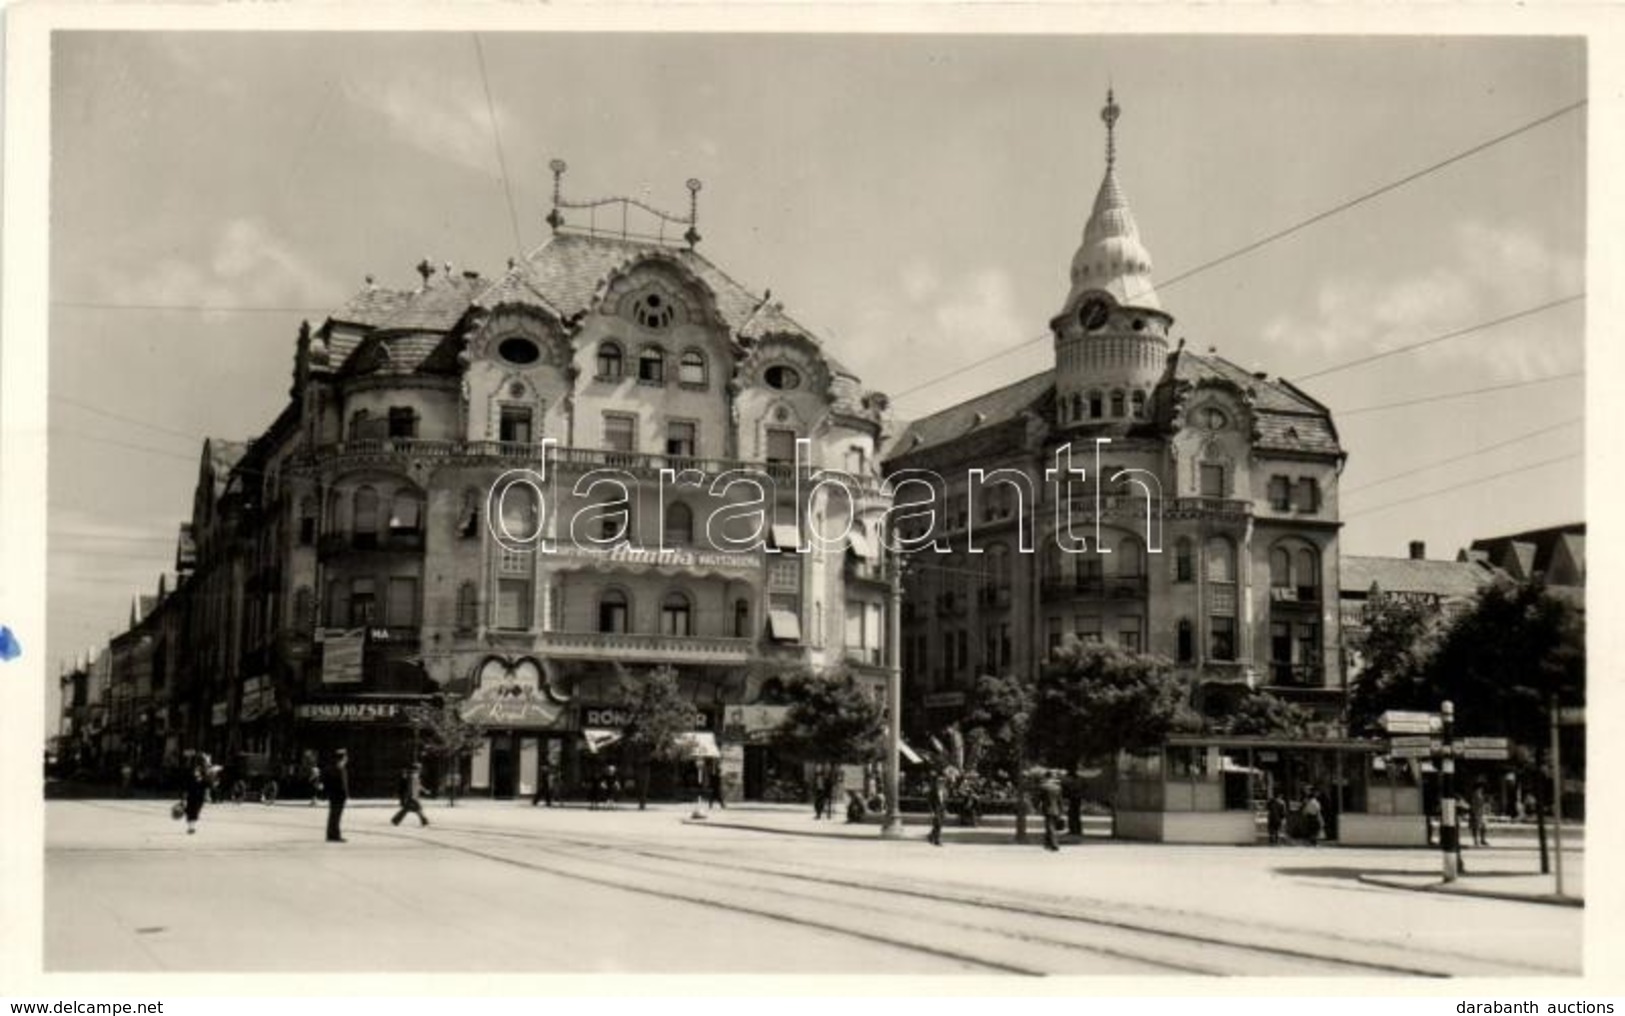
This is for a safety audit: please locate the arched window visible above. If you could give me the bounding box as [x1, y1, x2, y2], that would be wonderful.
[1177, 619, 1194, 663]
[596, 341, 624, 379]
[456, 582, 478, 631]
[661, 591, 693, 637]
[1089, 391, 1104, 419]
[665, 502, 694, 546]
[1271, 547, 1292, 588]
[349, 409, 369, 440]
[1117, 537, 1143, 578]
[734, 598, 751, 638]
[1205, 536, 1235, 584]
[389, 489, 424, 533]
[1296, 547, 1320, 599]
[600, 498, 632, 543]
[1071, 394, 1083, 422]
[1111, 390, 1126, 417]
[1174, 537, 1194, 583]
[298, 497, 318, 546]
[637, 346, 665, 384]
[498, 480, 539, 542]
[679, 349, 707, 386]
[598, 589, 630, 634]
[353, 486, 379, 540]
[1131, 390, 1146, 418]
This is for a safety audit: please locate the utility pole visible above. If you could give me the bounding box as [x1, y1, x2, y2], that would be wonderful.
[880, 547, 905, 839]
[1551, 695, 1565, 897]
[1440, 700, 1458, 882]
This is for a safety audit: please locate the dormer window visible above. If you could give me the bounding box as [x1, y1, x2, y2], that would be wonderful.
[764, 365, 801, 391]
[497, 336, 541, 366]
[634, 292, 675, 330]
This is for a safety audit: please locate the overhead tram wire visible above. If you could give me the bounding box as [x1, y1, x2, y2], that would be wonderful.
[473, 34, 525, 259]
[51, 395, 211, 443]
[889, 98, 1588, 404]
[1291, 294, 1585, 384]
[1334, 370, 1584, 416]
[1342, 451, 1584, 521]
[1342, 417, 1583, 495]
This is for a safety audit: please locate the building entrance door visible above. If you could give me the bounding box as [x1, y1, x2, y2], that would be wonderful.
[490, 734, 516, 799]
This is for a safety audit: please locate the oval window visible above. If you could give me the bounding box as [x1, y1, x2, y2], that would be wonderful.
[498, 337, 541, 366]
[764, 365, 801, 391]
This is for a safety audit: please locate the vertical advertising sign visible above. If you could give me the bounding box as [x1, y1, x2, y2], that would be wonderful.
[321, 631, 365, 685]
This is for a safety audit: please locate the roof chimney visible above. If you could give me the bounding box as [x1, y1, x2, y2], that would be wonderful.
[1409, 540, 1426, 561]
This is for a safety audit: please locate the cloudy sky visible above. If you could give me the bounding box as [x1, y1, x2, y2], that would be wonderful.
[43, 30, 1585, 712]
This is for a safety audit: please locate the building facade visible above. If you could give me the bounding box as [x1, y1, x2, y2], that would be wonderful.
[89, 170, 893, 799]
[882, 93, 1348, 732]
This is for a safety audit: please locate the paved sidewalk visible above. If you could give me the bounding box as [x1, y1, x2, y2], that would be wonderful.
[684, 802, 1586, 905]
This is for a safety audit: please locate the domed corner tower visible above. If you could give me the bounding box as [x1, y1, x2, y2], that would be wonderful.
[1050, 90, 1174, 428]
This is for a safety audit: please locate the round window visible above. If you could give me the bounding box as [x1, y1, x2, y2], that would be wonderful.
[764, 365, 801, 390]
[498, 337, 541, 366]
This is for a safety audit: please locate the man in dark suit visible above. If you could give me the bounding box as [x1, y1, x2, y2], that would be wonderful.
[926, 771, 946, 846]
[1040, 772, 1064, 852]
[326, 748, 350, 843]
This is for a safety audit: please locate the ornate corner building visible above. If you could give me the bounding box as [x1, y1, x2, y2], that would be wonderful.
[116, 168, 895, 798]
[882, 93, 1348, 729]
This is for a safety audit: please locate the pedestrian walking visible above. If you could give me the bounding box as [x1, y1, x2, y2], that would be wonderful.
[325, 748, 350, 843]
[811, 764, 829, 820]
[1301, 789, 1323, 846]
[179, 752, 213, 835]
[1266, 791, 1287, 845]
[926, 771, 946, 846]
[604, 765, 620, 809]
[821, 766, 841, 822]
[532, 762, 555, 808]
[1040, 772, 1063, 852]
[391, 763, 429, 828]
[707, 763, 726, 811]
[306, 761, 323, 807]
[1471, 784, 1490, 846]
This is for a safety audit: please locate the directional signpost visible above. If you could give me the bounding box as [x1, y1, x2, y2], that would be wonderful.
[1455, 736, 1510, 761]
[1379, 710, 1443, 735]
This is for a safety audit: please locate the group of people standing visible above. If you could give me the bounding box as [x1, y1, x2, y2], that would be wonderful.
[171, 747, 374, 843]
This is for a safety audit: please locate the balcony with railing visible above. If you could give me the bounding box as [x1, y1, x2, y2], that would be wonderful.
[1040, 575, 1148, 602]
[1268, 586, 1323, 606]
[293, 438, 818, 486]
[1267, 663, 1325, 688]
[537, 630, 754, 664]
[1167, 496, 1252, 519]
[317, 530, 425, 557]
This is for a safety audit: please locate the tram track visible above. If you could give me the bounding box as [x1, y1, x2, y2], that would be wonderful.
[66, 800, 1569, 977]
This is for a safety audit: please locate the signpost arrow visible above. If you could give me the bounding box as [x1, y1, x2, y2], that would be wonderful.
[1389, 735, 1438, 750]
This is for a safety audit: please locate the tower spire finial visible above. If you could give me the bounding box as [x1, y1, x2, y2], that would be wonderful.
[1101, 87, 1120, 170]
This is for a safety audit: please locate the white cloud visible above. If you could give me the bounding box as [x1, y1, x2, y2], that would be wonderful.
[97, 218, 336, 314]
[343, 74, 509, 174]
[1262, 221, 1584, 381]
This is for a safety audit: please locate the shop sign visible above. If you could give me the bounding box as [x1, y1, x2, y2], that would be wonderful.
[580, 706, 709, 731]
[296, 701, 409, 724]
[552, 542, 760, 573]
[210, 701, 228, 727]
[924, 692, 966, 709]
[321, 631, 365, 685]
[722, 705, 789, 744]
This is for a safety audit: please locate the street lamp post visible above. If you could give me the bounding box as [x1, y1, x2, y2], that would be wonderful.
[1440, 700, 1458, 882]
[880, 548, 906, 839]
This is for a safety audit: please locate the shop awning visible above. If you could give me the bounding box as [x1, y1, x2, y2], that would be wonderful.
[767, 609, 802, 642]
[583, 729, 623, 754]
[674, 731, 721, 760]
[770, 524, 802, 551]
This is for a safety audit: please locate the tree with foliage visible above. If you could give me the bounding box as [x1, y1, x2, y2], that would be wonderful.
[617, 665, 700, 810]
[770, 668, 885, 767]
[1211, 689, 1317, 738]
[1345, 588, 1445, 735]
[1031, 639, 1200, 806]
[1424, 579, 1584, 746]
[962, 672, 1037, 840]
[403, 697, 488, 807]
